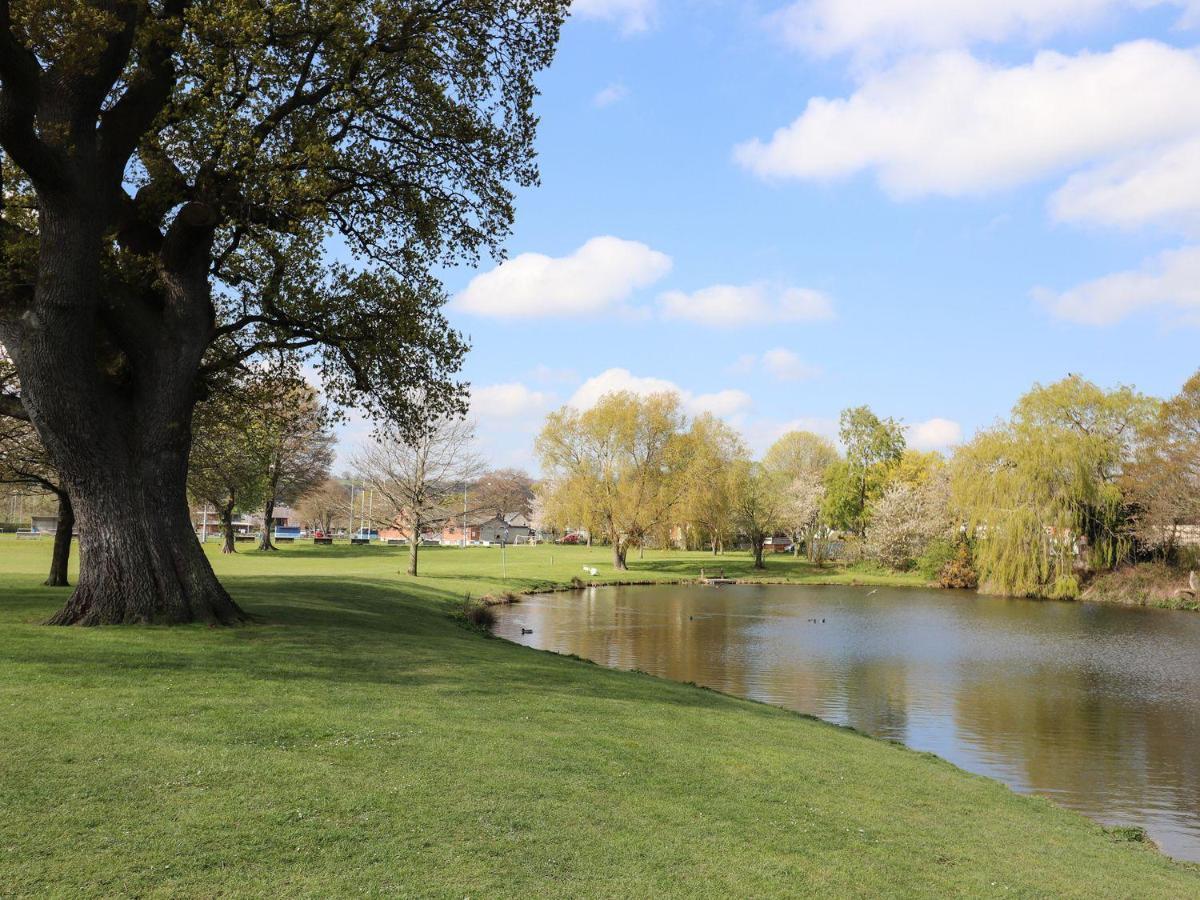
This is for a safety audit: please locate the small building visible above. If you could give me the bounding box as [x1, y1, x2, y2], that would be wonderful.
[479, 514, 532, 545]
[441, 513, 491, 545]
[30, 515, 60, 535]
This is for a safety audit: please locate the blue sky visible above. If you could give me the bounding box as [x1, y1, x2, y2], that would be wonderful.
[346, 1, 1200, 470]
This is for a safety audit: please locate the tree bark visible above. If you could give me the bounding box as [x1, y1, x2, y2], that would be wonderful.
[407, 518, 421, 576]
[613, 539, 628, 571]
[408, 535, 420, 576]
[752, 537, 766, 570]
[3, 202, 243, 626]
[220, 504, 237, 555]
[259, 496, 277, 551]
[45, 473, 243, 625]
[45, 493, 74, 587]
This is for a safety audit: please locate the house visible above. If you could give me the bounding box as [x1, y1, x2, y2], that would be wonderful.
[479, 514, 532, 545]
[441, 512, 492, 545]
[190, 507, 257, 537]
[764, 535, 793, 554]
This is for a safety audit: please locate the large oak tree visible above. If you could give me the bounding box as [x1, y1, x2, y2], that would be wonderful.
[0, 0, 568, 623]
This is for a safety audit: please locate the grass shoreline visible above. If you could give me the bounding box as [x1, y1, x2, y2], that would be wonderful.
[2, 537, 1198, 896]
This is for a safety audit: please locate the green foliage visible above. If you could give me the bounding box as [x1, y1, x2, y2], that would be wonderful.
[916, 538, 957, 582]
[536, 392, 692, 566]
[678, 414, 749, 551]
[952, 376, 1156, 598]
[835, 406, 906, 534]
[188, 375, 277, 526]
[728, 459, 787, 568]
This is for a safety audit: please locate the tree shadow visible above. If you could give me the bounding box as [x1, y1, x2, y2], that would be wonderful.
[0, 574, 759, 715]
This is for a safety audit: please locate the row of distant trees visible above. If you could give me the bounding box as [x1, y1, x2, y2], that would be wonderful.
[3, 361, 541, 583]
[534, 371, 1200, 597]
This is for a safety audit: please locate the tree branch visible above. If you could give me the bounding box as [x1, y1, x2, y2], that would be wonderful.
[98, 0, 192, 176]
[0, 390, 27, 420]
[0, 0, 65, 188]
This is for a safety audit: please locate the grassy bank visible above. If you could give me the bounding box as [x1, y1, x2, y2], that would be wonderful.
[1082, 563, 1200, 611]
[1, 537, 1197, 897]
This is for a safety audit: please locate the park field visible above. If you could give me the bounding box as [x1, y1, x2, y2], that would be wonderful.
[1, 537, 1197, 897]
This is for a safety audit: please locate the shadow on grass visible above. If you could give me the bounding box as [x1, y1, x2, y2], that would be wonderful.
[0, 574, 754, 716]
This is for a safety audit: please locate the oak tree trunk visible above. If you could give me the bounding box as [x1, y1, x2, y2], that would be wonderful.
[752, 537, 766, 570]
[45, 467, 242, 625]
[0, 196, 244, 626]
[45, 493, 74, 587]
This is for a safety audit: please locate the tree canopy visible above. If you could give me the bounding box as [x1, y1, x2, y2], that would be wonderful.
[536, 392, 691, 570]
[0, 0, 569, 623]
[952, 376, 1156, 598]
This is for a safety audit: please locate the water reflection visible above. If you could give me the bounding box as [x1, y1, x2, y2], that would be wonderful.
[493, 584, 1200, 861]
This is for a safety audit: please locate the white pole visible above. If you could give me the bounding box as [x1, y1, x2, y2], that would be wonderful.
[367, 489, 374, 542]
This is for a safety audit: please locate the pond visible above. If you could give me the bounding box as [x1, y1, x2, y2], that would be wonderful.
[493, 583, 1200, 861]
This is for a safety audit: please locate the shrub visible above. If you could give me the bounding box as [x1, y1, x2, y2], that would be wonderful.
[938, 541, 979, 590]
[458, 597, 496, 629]
[916, 538, 956, 582]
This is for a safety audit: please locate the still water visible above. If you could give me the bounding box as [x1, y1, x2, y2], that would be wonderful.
[493, 584, 1200, 861]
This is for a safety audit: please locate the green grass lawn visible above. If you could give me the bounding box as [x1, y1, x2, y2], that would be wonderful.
[1, 537, 1197, 897]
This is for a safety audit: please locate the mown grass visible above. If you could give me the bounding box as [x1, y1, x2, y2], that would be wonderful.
[1, 537, 1197, 897]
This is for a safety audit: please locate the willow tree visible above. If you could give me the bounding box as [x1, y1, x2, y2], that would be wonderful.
[952, 376, 1156, 598]
[537, 392, 690, 570]
[0, 0, 567, 624]
[678, 413, 746, 553]
[729, 460, 787, 570]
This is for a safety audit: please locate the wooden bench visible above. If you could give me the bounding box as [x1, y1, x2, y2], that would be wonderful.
[314, 537, 334, 545]
[15, 530, 41, 540]
[350, 538, 370, 546]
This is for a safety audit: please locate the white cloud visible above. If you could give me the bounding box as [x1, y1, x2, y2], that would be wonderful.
[735, 41, 1200, 198]
[1050, 136, 1200, 230]
[762, 348, 822, 382]
[659, 282, 835, 327]
[572, 0, 656, 34]
[771, 0, 1200, 58]
[691, 389, 756, 417]
[908, 417, 964, 451]
[568, 368, 753, 417]
[454, 236, 672, 319]
[1036, 245, 1200, 325]
[593, 83, 629, 108]
[732, 348, 822, 381]
[470, 383, 554, 420]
